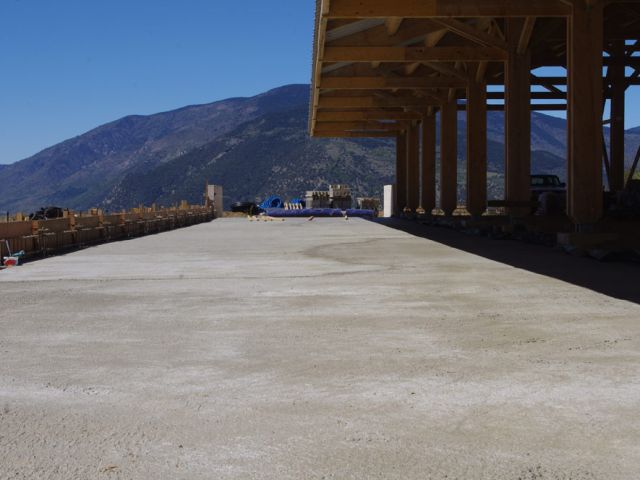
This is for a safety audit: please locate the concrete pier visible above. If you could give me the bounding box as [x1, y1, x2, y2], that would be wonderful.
[1, 218, 639, 479]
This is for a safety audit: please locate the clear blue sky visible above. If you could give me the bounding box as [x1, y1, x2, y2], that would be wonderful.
[0, 1, 638, 164]
[0, 0, 314, 164]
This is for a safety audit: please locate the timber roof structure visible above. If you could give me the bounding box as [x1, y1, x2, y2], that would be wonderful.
[309, 0, 640, 139]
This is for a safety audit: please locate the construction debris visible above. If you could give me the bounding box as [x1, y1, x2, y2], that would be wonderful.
[329, 184, 352, 210]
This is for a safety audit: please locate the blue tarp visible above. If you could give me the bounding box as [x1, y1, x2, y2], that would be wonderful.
[259, 195, 284, 210]
[265, 208, 342, 217]
[264, 208, 375, 218]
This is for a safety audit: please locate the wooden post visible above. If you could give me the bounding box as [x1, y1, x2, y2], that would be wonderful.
[610, 39, 625, 192]
[406, 122, 420, 211]
[466, 80, 487, 216]
[567, 0, 604, 226]
[421, 113, 437, 214]
[505, 18, 532, 217]
[395, 131, 407, 215]
[440, 100, 458, 215]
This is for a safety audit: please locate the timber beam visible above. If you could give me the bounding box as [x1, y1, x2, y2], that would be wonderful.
[315, 121, 408, 130]
[314, 130, 400, 138]
[320, 76, 468, 89]
[318, 96, 442, 108]
[316, 111, 422, 121]
[323, 46, 508, 63]
[325, 0, 571, 18]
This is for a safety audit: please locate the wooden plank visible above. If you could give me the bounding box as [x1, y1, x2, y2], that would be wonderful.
[466, 81, 487, 216]
[320, 76, 467, 89]
[440, 100, 458, 215]
[567, 1, 604, 225]
[421, 114, 437, 213]
[323, 46, 508, 62]
[326, 0, 571, 18]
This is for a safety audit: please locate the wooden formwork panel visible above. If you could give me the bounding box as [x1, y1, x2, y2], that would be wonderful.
[38, 218, 71, 234]
[0, 207, 214, 261]
[103, 214, 124, 226]
[74, 216, 100, 229]
[0, 221, 32, 239]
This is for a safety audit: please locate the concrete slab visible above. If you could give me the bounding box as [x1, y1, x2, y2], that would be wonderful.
[1, 218, 639, 479]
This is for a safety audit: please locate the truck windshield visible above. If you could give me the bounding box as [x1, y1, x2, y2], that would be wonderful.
[531, 176, 560, 186]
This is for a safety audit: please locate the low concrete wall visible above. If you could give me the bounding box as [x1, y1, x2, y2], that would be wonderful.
[0, 206, 215, 260]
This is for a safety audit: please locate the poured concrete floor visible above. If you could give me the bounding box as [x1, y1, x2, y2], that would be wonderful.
[1, 218, 640, 479]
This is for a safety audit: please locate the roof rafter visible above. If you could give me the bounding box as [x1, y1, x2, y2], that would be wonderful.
[428, 18, 508, 49]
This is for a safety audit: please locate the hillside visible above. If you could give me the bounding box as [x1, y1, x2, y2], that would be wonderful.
[0, 85, 310, 211]
[1, 84, 639, 213]
[106, 107, 572, 209]
[103, 107, 395, 209]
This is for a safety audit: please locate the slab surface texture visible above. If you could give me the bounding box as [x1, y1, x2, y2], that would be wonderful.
[1, 218, 639, 480]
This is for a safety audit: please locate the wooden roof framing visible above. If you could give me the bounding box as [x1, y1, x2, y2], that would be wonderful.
[309, 0, 640, 138]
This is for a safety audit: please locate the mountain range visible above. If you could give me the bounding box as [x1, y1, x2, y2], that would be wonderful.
[1, 84, 639, 213]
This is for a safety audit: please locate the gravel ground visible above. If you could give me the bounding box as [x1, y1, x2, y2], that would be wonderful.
[1, 217, 639, 479]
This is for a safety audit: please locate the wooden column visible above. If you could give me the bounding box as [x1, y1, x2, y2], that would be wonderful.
[610, 39, 626, 192]
[440, 100, 458, 216]
[395, 131, 407, 215]
[406, 122, 420, 211]
[421, 113, 437, 214]
[567, 0, 604, 226]
[466, 81, 487, 216]
[505, 18, 532, 217]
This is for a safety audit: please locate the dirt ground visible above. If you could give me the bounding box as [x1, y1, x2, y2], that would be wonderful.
[1, 218, 639, 479]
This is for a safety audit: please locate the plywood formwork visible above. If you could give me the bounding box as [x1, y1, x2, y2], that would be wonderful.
[0, 206, 214, 261]
[309, 0, 640, 226]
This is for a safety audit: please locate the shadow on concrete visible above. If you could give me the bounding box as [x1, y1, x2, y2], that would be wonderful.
[375, 218, 640, 306]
